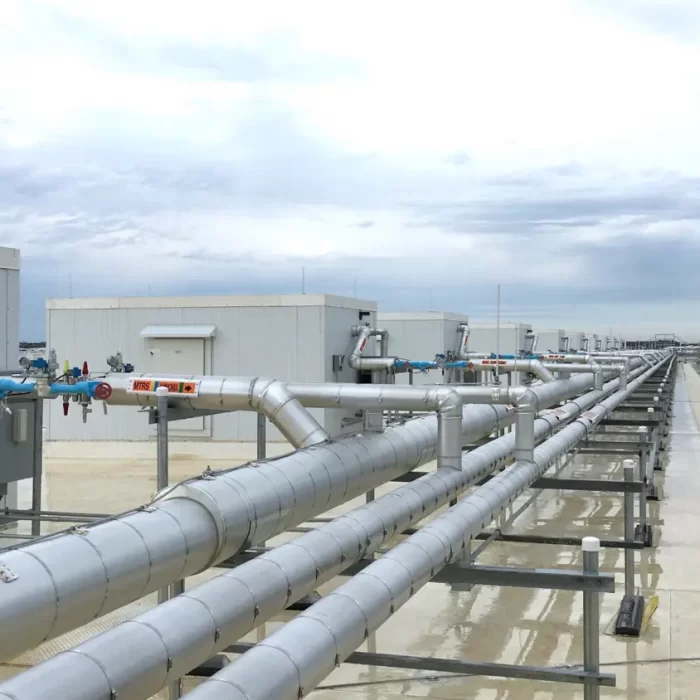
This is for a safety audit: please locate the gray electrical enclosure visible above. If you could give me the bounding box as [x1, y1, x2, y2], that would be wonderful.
[1, 400, 42, 483]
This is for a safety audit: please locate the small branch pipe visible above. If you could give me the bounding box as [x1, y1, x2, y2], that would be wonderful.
[182, 356, 669, 700]
[104, 375, 329, 449]
[0, 361, 655, 700]
[457, 323, 470, 359]
[514, 389, 537, 462]
[348, 325, 396, 371]
[287, 384, 463, 470]
[466, 359, 556, 383]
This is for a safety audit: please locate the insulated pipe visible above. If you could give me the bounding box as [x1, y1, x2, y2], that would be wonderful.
[0, 393, 522, 663]
[0, 364, 654, 668]
[286, 384, 463, 470]
[103, 375, 329, 449]
[348, 325, 396, 371]
[466, 359, 556, 383]
[0, 365, 650, 700]
[186, 356, 669, 700]
[537, 353, 594, 364]
[457, 323, 470, 359]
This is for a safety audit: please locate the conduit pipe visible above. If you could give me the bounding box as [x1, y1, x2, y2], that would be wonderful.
[0, 363, 654, 700]
[348, 325, 396, 372]
[186, 355, 669, 700]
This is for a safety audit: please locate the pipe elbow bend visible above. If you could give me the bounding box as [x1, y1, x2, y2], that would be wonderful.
[434, 388, 463, 417]
[513, 387, 539, 412]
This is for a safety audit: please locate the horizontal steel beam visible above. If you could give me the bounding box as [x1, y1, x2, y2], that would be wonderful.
[578, 448, 640, 455]
[601, 418, 661, 427]
[148, 407, 231, 423]
[224, 643, 616, 687]
[338, 561, 616, 592]
[583, 440, 644, 449]
[474, 532, 644, 550]
[532, 477, 644, 493]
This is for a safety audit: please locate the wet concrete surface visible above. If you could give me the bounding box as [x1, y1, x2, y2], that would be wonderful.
[1, 363, 699, 698]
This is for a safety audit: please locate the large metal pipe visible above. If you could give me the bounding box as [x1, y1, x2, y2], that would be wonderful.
[0, 385, 527, 663]
[184, 355, 669, 700]
[0, 362, 653, 700]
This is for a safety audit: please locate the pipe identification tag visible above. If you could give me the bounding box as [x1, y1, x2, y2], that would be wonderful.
[127, 378, 200, 397]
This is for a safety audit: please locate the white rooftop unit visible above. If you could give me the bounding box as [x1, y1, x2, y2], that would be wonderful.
[535, 329, 567, 354]
[467, 322, 532, 356]
[0, 247, 20, 512]
[568, 332, 589, 352]
[377, 311, 469, 385]
[0, 247, 19, 371]
[46, 293, 377, 444]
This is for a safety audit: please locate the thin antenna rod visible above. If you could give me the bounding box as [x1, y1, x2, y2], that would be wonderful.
[496, 283, 501, 384]
[301, 267, 305, 294]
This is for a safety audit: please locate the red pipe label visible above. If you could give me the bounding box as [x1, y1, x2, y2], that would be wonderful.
[127, 378, 200, 397]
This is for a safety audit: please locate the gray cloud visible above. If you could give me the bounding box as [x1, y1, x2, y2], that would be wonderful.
[445, 150, 470, 166]
[587, 0, 700, 42]
[4, 3, 700, 342]
[411, 173, 700, 236]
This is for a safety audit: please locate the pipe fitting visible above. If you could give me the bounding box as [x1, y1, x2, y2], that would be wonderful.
[432, 388, 464, 470]
[457, 324, 470, 360]
[348, 325, 396, 372]
[249, 378, 330, 448]
[526, 360, 556, 383]
[592, 362, 604, 390]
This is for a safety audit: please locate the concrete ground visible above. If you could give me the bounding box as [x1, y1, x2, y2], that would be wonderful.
[1, 362, 699, 698]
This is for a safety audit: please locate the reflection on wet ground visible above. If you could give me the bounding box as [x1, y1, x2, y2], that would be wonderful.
[2, 365, 700, 699]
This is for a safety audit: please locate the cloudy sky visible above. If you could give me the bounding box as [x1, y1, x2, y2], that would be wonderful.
[1, 0, 700, 340]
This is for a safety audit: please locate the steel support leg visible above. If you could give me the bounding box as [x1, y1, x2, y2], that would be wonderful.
[156, 388, 182, 699]
[31, 400, 44, 538]
[623, 462, 635, 597]
[256, 413, 266, 461]
[582, 537, 600, 700]
[635, 451, 652, 546]
[615, 463, 645, 636]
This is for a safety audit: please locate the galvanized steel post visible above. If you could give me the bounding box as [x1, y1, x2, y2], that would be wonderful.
[623, 461, 635, 598]
[582, 536, 601, 700]
[156, 386, 170, 607]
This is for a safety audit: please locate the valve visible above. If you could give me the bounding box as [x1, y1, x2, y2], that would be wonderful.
[106, 352, 134, 373]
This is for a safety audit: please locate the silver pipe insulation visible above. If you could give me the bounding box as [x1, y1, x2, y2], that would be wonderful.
[465, 358, 556, 383]
[0, 387, 527, 663]
[348, 325, 396, 371]
[0, 360, 654, 700]
[186, 354, 669, 700]
[286, 384, 464, 470]
[457, 323, 470, 359]
[103, 375, 330, 449]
